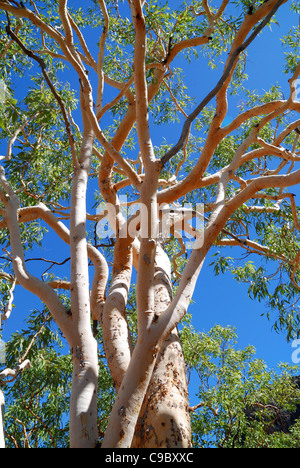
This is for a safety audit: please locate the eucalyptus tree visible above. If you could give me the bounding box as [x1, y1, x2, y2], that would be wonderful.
[0, 0, 299, 449]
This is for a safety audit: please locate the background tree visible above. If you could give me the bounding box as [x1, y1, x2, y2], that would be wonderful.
[0, 310, 115, 448]
[0, 0, 299, 448]
[183, 325, 300, 448]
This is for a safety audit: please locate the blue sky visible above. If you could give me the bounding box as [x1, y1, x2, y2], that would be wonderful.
[185, 1, 300, 372]
[0, 1, 300, 388]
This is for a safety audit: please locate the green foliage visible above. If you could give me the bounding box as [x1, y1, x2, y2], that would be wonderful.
[1, 309, 115, 448]
[181, 324, 300, 448]
[206, 81, 300, 339]
[3, 317, 300, 449]
[1, 310, 71, 448]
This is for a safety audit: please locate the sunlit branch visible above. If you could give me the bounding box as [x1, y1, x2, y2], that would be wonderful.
[161, 0, 287, 167]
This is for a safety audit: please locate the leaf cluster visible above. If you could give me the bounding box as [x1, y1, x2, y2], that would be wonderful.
[1, 308, 115, 448]
[181, 324, 300, 448]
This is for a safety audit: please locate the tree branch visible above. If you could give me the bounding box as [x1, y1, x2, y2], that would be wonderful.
[0, 359, 31, 384]
[5, 17, 79, 169]
[58, 0, 74, 47]
[96, 0, 109, 116]
[161, 0, 287, 167]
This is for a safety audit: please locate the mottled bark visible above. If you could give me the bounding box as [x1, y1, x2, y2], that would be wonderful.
[133, 247, 191, 448]
[133, 329, 191, 448]
[101, 236, 133, 392]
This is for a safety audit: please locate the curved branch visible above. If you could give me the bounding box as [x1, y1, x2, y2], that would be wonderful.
[96, 0, 109, 115]
[102, 236, 133, 391]
[2, 198, 71, 340]
[0, 199, 109, 326]
[1, 277, 16, 323]
[0, 359, 31, 384]
[5, 20, 79, 169]
[161, 0, 287, 167]
[58, 0, 73, 46]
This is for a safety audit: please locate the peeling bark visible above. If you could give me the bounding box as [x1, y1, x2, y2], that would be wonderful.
[133, 329, 191, 448]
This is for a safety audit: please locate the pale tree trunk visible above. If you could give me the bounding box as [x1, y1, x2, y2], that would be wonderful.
[103, 0, 193, 448]
[102, 245, 206, 448]
[69, 118, 99, 448]
[128, 2, 191, 446]
[2, 125, 99, 448]
[101, 235, 133, 392]
[133, 247, 191, 448]
[133, 331, 191, 448]
[69, 334, 98, 448]
[0, 388, 4, 448]
[0, 169, 104, 448]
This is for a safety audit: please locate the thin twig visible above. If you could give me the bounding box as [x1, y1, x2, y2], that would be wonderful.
[5, 15, 79, 169]
[18, 314, 50, 364]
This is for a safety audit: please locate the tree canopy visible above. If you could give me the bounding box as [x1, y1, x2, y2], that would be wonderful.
[0, 0, 299, 448]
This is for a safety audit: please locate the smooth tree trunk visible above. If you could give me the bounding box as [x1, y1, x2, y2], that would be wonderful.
[69, 126, 99, 448]
[101, 233, 134, 392]
[102, 245, 193, 449]
[103, 2, 193, 447]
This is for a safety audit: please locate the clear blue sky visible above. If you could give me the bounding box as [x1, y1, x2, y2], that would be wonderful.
[184, 1, 300, 373]
[0, 1, 299, 390]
